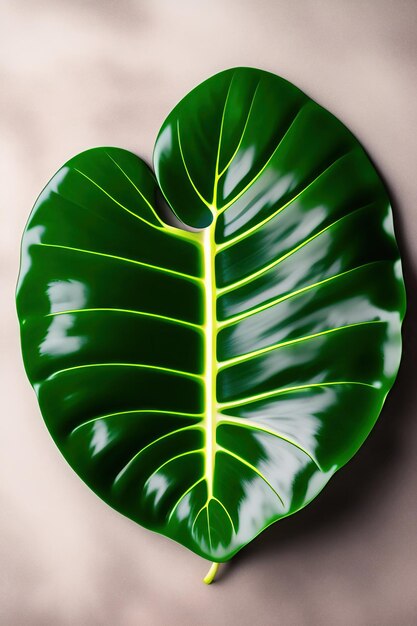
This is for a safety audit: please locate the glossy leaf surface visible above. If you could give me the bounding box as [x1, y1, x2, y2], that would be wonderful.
[17, 68, 406, 562]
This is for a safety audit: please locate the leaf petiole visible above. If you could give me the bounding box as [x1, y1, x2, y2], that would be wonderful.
[203, 562, 219, 585]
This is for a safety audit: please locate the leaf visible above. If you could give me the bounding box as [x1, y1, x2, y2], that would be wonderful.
[17, 67, 406, 569]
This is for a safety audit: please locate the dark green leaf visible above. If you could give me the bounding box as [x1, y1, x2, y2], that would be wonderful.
[17, 67, 406, 566]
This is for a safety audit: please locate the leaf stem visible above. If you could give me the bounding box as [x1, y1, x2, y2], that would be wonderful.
[203, 562, 219, 585]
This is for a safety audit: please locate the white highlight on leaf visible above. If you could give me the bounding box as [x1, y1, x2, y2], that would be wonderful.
[40, 314, 86, 356]
[223, 146, 255, 198]
[47, 279, 89, 313]
[145, 473, 170, 507]
[17, 225, 45, 288]
[90, 421, 114, 456]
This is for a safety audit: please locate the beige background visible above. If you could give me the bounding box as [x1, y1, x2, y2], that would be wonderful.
[1, 1, 417, 624]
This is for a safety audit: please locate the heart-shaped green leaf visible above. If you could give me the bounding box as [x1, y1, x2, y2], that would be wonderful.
[17, 68, 405, 573]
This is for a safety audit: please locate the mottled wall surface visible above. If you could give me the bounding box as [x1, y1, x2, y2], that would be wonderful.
[1, 1, 417, 624]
